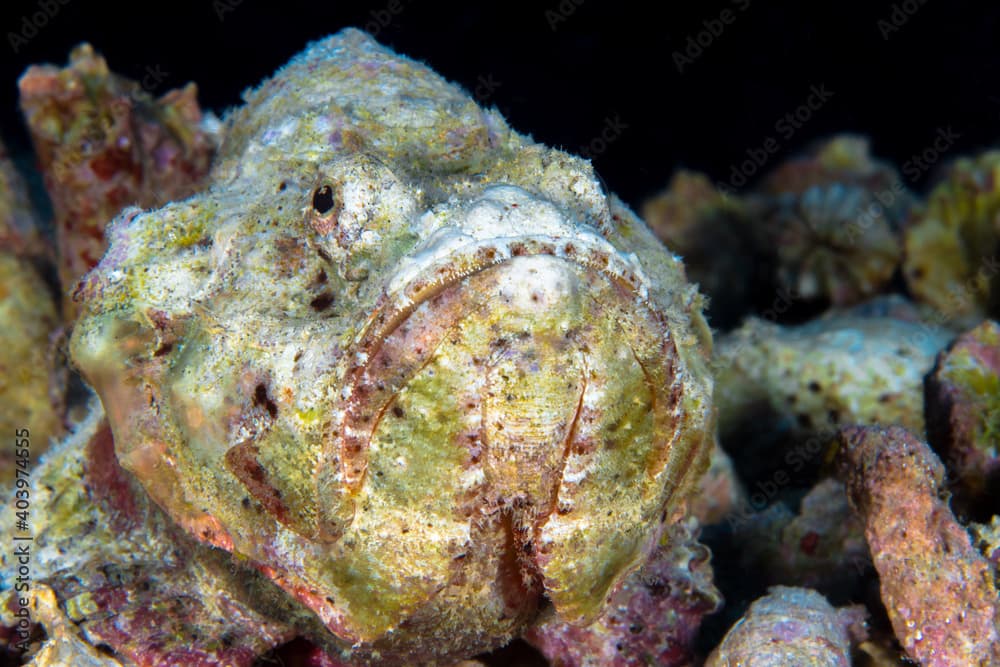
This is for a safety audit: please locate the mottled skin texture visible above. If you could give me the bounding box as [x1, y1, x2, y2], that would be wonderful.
[67, 30, 714, 664]
[1, 402, 318, 667]
[837, 425, 1000, 667]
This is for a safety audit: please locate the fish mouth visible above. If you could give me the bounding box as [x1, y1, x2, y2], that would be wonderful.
[315, 187, 682, 543]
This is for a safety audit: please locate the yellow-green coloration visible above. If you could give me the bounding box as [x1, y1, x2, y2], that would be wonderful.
[68, 29, 714, 663]
[715, 311, 952, 440]
[926, 320, 1000, 504]
[942, 323, 1000, 446]
[0, 254, 63, 483]
[904, 151, 1000, 320]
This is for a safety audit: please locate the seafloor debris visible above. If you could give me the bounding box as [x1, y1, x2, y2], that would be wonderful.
[525, 516, 721, 667]
[704, 585, 867, 667]
[925, 319, 1000, 516]
[760, 135, 911, 314]
[18, 43, 216, 319]
[731, 478, 868, 599]
[903, 150, 1000, 321]
[31, 28, 714, 665]
[758, 135, 907, 206]
[756, 136, 909, 309]
[689, 440, 746, 526]
[758, 182, 902, 306]
[970, 516, 1000, 577]
[642, 137, 911, 323]
[10, 586, 124, 667]
[641, 170, 760, 327]
[0, 138, 63, 485]
[837, 425, 1000, 667]
[0, 137, 48, 260]
[714, 308, 951, 445]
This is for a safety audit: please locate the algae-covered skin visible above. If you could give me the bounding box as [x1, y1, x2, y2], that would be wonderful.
[903, 151, 1000, 321]
[1, 401, 318, 667]
[68, 29, 715, 663]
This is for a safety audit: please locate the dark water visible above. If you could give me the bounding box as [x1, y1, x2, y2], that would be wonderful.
[0, 0, 996, 208]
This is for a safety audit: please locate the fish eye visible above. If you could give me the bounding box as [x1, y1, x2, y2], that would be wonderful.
[312, 185, 336, 214]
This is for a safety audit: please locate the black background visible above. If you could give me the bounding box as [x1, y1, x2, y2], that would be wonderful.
[1, 0, 997, 209]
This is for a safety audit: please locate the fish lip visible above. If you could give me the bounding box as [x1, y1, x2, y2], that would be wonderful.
[355, 232, 653, 361]
[312, 231, 661, 535]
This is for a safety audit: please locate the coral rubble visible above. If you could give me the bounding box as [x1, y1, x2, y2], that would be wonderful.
[715, 309, 951, 442]
[925, 319, 1000, 516]
[837, 425, 1000, 666]
[903, 151, 1000, 321]
[18, 43, 216, 320]
[705, 586, 866, 667]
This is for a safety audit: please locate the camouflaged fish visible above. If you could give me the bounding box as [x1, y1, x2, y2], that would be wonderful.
[3, 28, 714, 666]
